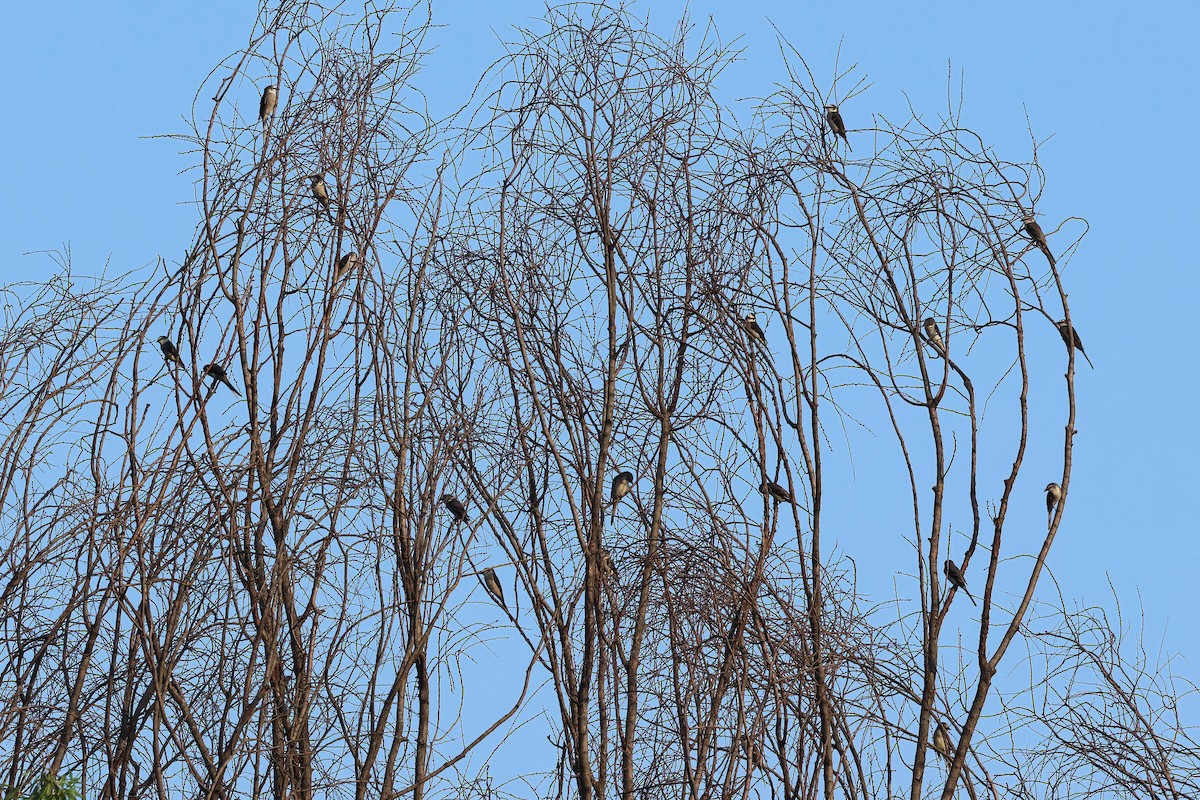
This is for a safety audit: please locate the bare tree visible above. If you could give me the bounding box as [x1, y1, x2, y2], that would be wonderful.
[0, 4, 1189, 800]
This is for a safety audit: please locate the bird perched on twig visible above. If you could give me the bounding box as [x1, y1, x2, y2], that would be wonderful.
[203, 363, 240, 396]
[259, 85, 278, 124]
[1054, 320, 1094, 368]
[825, 104, 849, 147]
[932, 721, 954, 760]
[922, 318, 946, 358]
[610, 471, 634, 522]
[742, 312, 767, 346]
[157, 336, 184, 367]
[440, 494, 468, 523]
[481, 567, 507, 611]
[336, 251, 359, 278]
[943, 559, 976, 606]
[600, 548, 617, 580]
[1023, 214, 1051, 258]
[1045, 482, 1062, 525]
[310, 175, 330, 210]
[761, 481, 794, 505]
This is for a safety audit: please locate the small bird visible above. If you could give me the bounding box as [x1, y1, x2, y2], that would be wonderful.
[440, 494, 468, 523]
[259, 85, 278, 123]
[203, 363, 240, 396]
[1023, 214, 1051, 257]
[1045, 482, 1062, 525]
[1055, 320, 1094, 368]
[943, 559, 976, 606]
[335, 251, 359, 277]
[600, 548, 618, 580]
[310, 175, 330, 209]
[157, 335, 184, 367]
[922, 318, 945, 357]
[743, 312, 767, 346]
[761, 481, 793, 505]
[610, 471, 634, 522]
[481, 567, 507, 611]
[932, 721, 954, 760]
[825, 104, 849, 146]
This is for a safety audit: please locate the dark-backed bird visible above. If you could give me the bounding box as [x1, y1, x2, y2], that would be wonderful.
[203, 363, 240, 396]
[1023, 214, 1051, 257]
[944, 559, 976, 606]
[825, 104, 849, 146]
[1045, 482, 1062, 525]
[157, 335, 184, 367]
[923, 318, 945, 357]
[336, 251, 359, 277]
[259, 85, 278, 123]
[441, 493, 468, 523]
[1054, 319, 1093, 368]
[481, 567, 507, 611]
[610, 470, 634, 522]
[932, 721, 954, 760]
[310, 175, 330, 209]
[743, 312, 767, 346]
[761, 481, 793, 505]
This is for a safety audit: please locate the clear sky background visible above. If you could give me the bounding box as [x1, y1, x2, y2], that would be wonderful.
[2, 0, 1197, 738]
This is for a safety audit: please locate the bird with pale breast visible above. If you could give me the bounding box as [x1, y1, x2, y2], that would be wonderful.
[610, 471, 634, 522]
[259, 84, 278, 123]
[1045, 482, 1062, 524]
[922, 318, 945, 357]
[481, 567, 507, 611]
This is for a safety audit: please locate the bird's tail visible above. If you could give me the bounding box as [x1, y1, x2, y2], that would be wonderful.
[965, 588, 977, 606]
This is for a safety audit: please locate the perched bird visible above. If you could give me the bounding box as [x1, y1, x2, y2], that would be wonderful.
[259, 84, 278, 123]
[440, 493, 468, 523]
[1045, 482, 1063, 525]
[157, 335, 184, 367]
[481, 567, 507, 611]
[1023, 214, 1051, 257]
[335, 251, 359, 277]
[600, 548, 618, 580]
[610, 470, 634, 522]
[922, 317, 945, 357]
[203, 363, 240, 396]
[943, 559, 976, 606]
[1055, 320, 1094, 368]
[742, 312, 767, 346]
[761, 480, 793, 505]
[825, 104, 849, 146]
[932, 721, 954, 760]
[310, 175, 330, 209]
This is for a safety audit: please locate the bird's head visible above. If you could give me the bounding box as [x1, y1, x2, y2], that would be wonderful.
[745, 312, 757, 322]
[310, 174, 324, 184]
[923, 317, 936, 329]
[156, 335, 170, 345]
[824, 104, 838, 112]
[266, 84, 277, 92]
[1054, 319, 1069, 331]
[1022, 214, 1037, 225]
[1044, 482, 1060, 493]
[439, 493, 454, 503]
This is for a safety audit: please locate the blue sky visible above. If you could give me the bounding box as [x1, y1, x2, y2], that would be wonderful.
[3, 0, 1196, 706]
